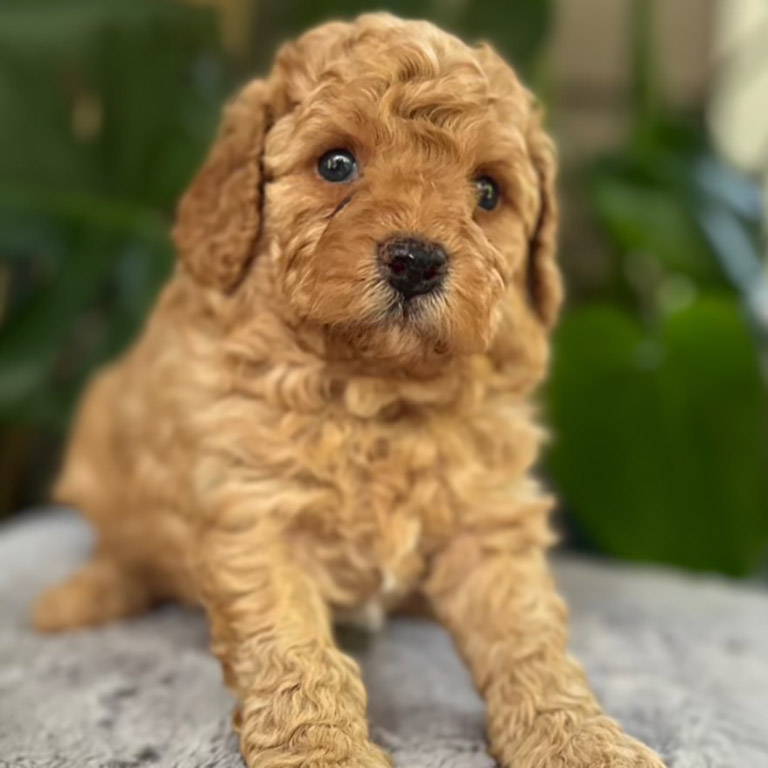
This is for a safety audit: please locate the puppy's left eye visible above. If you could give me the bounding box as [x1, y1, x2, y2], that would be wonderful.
[475, 176, 500, 211]
[318, 149, 359, 183]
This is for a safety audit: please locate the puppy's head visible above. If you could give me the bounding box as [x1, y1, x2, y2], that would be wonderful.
[174, 14, 562, 372]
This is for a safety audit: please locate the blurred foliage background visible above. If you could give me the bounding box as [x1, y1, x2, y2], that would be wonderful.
[1, 0, 767, 577]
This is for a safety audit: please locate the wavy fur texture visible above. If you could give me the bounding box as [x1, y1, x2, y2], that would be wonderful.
[33, 14, 665, 768]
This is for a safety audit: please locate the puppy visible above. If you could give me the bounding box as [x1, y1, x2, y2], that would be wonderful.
[33, 14, 666, 768]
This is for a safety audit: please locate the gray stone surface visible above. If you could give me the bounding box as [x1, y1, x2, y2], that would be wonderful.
[1, 511, 767, 768]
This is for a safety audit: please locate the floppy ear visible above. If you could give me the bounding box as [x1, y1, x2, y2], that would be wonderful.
[173, 80, 271, 292]
[525, 113, 563, 330]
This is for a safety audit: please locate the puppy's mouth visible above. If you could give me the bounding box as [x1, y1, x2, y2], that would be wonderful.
[384, 282, 445, 323]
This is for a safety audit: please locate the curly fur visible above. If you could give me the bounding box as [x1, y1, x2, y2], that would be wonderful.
[33, 14, 666, 768]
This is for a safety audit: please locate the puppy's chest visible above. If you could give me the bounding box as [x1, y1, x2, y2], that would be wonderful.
[283, 408, 514, 610]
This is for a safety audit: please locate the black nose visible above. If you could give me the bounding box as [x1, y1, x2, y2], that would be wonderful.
[378, 237, 448, 299]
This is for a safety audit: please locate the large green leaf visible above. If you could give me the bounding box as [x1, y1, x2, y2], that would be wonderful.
[0, 189, 172, 426]
[0, 0, 227, 210]
[584, 119, 739, 307]
[0, 0, 224, 431]
[546, 298, 768, 576]
[590, 169, 721, 285]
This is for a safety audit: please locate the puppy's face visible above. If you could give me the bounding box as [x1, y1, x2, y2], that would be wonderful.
[174, 15, 562, 369]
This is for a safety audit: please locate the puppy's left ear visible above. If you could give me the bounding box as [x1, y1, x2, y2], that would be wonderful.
[525, 113, 563, 330]
[173, 80, 271, 292]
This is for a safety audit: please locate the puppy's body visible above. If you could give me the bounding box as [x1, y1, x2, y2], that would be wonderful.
[35, 15, 666, 768]
[51, 269, 547, 619]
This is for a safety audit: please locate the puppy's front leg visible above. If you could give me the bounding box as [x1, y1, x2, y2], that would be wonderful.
[198, 522, 390, 768]
[426, 534, 666, 768]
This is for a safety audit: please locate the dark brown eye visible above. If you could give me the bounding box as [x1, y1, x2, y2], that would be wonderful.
[318, 149, 358, 182]
[475, 176, 500, 211]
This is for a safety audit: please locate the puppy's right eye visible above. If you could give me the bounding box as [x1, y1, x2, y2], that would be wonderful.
[318, 149, 358, 183]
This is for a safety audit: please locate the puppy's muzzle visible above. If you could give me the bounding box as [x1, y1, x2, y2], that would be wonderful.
[378, 237, 447, 300]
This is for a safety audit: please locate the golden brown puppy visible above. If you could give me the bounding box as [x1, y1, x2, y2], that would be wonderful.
[33, 14, 666, 768]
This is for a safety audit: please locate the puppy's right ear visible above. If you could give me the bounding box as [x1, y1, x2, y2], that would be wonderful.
[173, 80, 271, 292]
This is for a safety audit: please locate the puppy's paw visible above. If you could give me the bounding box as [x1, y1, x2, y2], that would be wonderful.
[336, 742, 393, 768]
[240, 728, 392, 768]
[563, 734, 666, 768]
[501, 715, 666, 768]
[31, 557, 151, 632]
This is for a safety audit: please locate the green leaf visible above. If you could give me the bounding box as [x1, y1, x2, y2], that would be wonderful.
[0, 0, 222, 431]
[0, 232, 115, 420]
[0, 189, 172, 426]
[546, 298, 768, 576]
[0, 0, 228, 210]
[589, 160, 722, 286]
